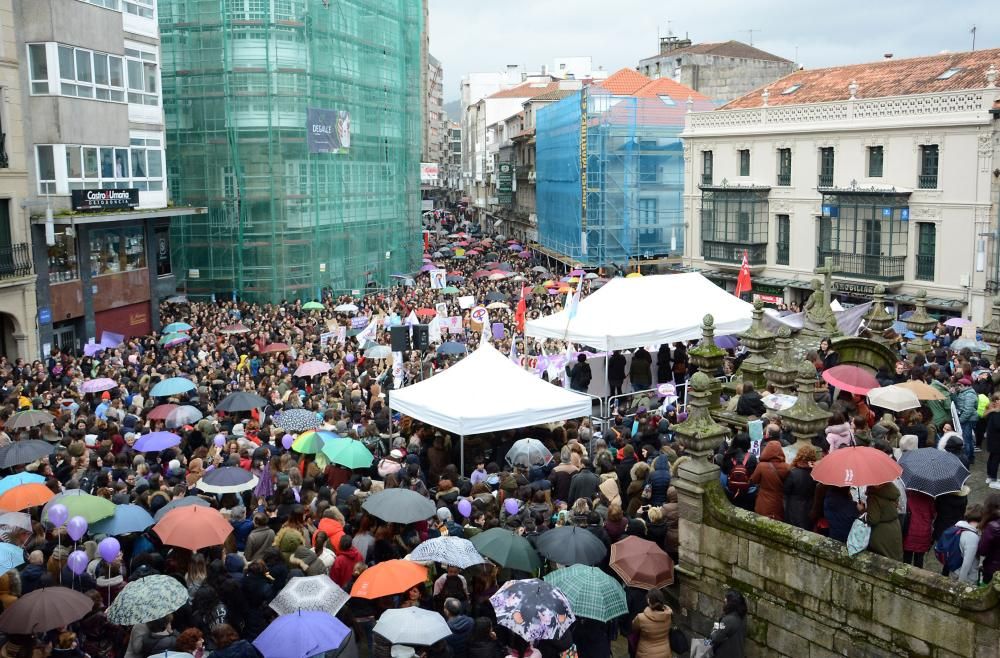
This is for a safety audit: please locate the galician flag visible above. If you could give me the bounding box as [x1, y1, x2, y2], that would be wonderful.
[734, 249, 753, 298]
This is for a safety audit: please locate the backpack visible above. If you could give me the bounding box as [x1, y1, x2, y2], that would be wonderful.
[934, 525, 970, 573]
[727, 453, 752, 497]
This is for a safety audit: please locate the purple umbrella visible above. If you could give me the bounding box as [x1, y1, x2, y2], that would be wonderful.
[570, 269, 585, 276]
[509, 244, 523, 252]
[164, 335, 190, 348]
[133, 431, 182, 453]
[253, 610, 350, 658]
[83, 343, 107, 357]
[81, 378, 117, 394]
[497, 262, 513, 271]
[715, 335, 740, 350]
[518, 251, 531, 258]
[419, 264, 436, 272]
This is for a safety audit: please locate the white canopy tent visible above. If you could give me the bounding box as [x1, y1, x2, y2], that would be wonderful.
[389, 342, 593, 437]
[525, 272, 754, 350]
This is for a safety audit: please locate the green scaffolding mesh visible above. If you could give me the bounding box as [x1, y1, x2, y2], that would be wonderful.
[159, 0, 423, 302]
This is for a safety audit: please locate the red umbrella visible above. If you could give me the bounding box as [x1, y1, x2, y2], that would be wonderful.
[147, 403, 178, 420]
[261, 342, 291, 354]
[153, 505, 233, 551]
[821, 364, 879, 395]
[447, 270, 463, 275]
[415, 308, 437, 318]
[472, 270, 491, 279]
[220, 323, 250, 334]
[485, 262, 502, 269]
[811, 446, 902, 487]
[610, 536, 674, 589]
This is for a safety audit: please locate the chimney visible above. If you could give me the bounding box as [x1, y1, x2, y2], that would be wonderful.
[883, 53, 893, 60]
[659, 34, 693, 56]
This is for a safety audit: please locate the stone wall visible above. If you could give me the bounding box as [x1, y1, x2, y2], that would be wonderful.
[674, 477, 1000, 657]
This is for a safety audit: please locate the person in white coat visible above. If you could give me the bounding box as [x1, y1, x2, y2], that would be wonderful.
[954, 505, 983, 585]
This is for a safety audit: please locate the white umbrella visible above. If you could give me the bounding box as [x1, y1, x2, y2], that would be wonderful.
[165, 405, 204, 428]
[270, 575, 350, 617]
[505, 438, 553, 467]
[373, 607, 452, 646]
[867, 386, 921, 412]
[334, 303, 359, 314]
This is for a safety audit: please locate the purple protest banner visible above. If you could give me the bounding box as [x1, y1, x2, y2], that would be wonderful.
[351, 316, 369, 329]
[491, 322, 505, 340]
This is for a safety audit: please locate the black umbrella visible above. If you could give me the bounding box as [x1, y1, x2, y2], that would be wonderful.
[362, 488, 436, 524]
[153, 495, 210, 521]
[534, 526, 607, 566]
[899, 448, 970, 497]
[0, 440, 54, 469]
[216, 392, 268, 412]
[0, 587, 92, 633]
[485, 292, 507, 302]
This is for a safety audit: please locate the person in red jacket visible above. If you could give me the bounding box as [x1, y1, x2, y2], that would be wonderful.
[330, 534, 362, 588]
[315, 508, 346, 551]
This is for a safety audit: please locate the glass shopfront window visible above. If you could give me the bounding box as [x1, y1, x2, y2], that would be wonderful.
[47, 230, 79, 282]
[90, 226, 146, 276]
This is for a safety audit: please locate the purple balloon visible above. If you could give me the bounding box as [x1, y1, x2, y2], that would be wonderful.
[48, 503, 69, 527]
[457, 499, 472, 518]
[281, 434, 294, 450]
[67, 550, 89, 576]
[67, 515, 88, 542]
[344, 353, 355, 363]
[98, 537, 121, 563]
[214, 434, 226, 447]
[504, 498, 519, 516]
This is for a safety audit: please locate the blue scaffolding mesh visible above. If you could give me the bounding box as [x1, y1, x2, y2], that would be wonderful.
[537, 89, 712, 268]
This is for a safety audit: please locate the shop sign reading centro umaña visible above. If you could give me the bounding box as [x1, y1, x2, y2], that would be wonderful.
[71, 188, 140, 212]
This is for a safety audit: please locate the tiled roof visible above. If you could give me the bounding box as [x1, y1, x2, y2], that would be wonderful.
[654, 40, 790, 64]
[487, 80, 561, 99]
[598, 68, 651, 95]
[633, 77, 710, 102]
[724, 47, 1000, 109]
[528, 88, 579, 102]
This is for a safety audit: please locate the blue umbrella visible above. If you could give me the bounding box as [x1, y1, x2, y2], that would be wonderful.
[891, 321, 908, 334]
[0, 543, 25, 571]
[90, 504, 155, 536]
[253, 610, 350, 658]
[437, 341, 467, 355]
[0, 472, 45, 497]
[951, 338, 990, 352]
[715, 335, 739, 350]
[162, 322, 192, 333]
[149, 377, 196, 397]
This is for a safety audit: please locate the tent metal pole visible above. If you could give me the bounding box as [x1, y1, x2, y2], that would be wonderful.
[460, 434, 465, 477]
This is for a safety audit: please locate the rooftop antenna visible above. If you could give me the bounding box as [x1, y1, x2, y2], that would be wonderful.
[742, 29, 761, 46]
[971, 25, 977, 51]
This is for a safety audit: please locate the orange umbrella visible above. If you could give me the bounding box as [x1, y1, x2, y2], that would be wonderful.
[153, 505, 232, 551]
[350, 559, 426, 599]
[0, 483, 54, 511]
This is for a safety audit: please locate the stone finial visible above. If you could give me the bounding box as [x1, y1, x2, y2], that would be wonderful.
[987, 64, 998, 88]
[762, 88, 770, 107]
[778, 326, 791, 338]
[672, 371, 729, 471]
[690, 314, 726, 373]
[848, 80, 858, 99]
[687, 95, 694, 112]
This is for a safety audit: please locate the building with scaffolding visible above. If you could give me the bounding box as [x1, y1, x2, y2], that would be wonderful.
[535, 68, 715, 269]
[159, 0, 423, 302]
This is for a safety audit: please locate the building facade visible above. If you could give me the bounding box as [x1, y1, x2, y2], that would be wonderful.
[425, 53, 445, 166]
[159, 0, 423, 303]
[639, 36, 795, 104]
[14, 0, 201, 357]
[0, 0, 34, 360]
[682, 50, 1000, 322]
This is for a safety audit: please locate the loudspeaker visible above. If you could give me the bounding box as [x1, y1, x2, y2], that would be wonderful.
[412, 324, 430, 350]
[390, 326, 411, 352]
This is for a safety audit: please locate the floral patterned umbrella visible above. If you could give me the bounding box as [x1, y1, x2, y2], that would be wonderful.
[106, 575, 189, 625]
[410, 536, 485, 569]
[489, 579, 575, 643]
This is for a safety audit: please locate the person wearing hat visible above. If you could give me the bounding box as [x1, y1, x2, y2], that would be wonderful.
[95, 392, 112, 421]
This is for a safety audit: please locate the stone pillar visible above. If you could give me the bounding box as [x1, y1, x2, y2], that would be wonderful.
[673, 371, 729, 575]
[764, 326, 797, 394]
[979, 296, 1000, 359]
[779, 361, 832, 462]
[904, 289, 937, 364]
[688, 314, 726, 406]
[736, 300, 775, 391]
[865, 285, 894, 346]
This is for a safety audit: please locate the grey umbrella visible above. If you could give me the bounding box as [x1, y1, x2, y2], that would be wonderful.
[0, 440, 54, 469]
[5, 410, 55, 430]
[899, 448, 970, 497]
[535, 526, 608, 566]
[216, 392, 268, 412]
[362, 488, 436, 524]
[437, 342, 467, 355]
[485, 291, 507, 302]
[153, 495, 210, 521]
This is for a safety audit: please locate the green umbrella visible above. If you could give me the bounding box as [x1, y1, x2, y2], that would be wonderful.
[303, 301, 324, 310]
[442, 286, 461, 295]
[42, 490, 115, 524]
[543, 564, 627, 622]
[106, 575, 189, 625]
[321, 438, 375, 470]
[531, 285, 547, 296]
[470, 528, 541, 573]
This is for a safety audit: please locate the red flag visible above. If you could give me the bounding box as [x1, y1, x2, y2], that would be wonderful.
[734, 250, 753, 298]
[423, 231, 430, 252]
[514, 286, 527, 333]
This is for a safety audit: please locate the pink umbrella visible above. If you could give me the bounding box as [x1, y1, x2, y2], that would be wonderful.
[472, 270, 491, 279]
[518, 251, 531, 258]
[570, 269, 585, 276]
[295, 360, 331, 377]
[164, 335, 190, 348]
[147, 404, 178, 420]
[220, 323, 249, 334]
[419, 264, 436, 272]
[261, 342, 291, 354]
[81, 378, 117, 394]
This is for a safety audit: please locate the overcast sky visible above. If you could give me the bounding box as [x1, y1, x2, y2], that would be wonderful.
[428, 0, 998, 103]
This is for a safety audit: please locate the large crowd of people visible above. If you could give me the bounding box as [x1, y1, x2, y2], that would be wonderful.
[0, 215, 996, 658]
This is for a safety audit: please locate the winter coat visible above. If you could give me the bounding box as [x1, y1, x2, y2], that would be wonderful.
[19, 564, 48, 595]
[445, 614, 474, 657]
[986, 411, 1000, 454]
[568, 469, 599, 505]
[978, 519, 1000, 584]
[209, 640, 261, 658]
[574, 618, 612, 658]
[783, 466, 816, 530]
[629, 349, 653, 388]
[902, 491, 935, 553]
[735, 391, 766, 417]
[648, 456, 671, 506]
[608, 353, 627, 382]
[467, 639, 504, 658]
[632, 606, 672, 658]
[866, 483, 903, 561]
[934, 489, 969, 541]
[954, 388, 979, 424]
[616, 457, 637, 497]
[824, 487, 859, 543]
[824, 422, 854, 452]
[748, 442, 789, 520]
[570, 362, 592, 392]
[663, 500, 679, 559]
[243, 526, 275, 564]
[709, 612, 747, 658]
[656, 346, 672, 383]
[954, 521, 981, 585]
[330, 546, 363, 587]
[241, 573, 274, 638]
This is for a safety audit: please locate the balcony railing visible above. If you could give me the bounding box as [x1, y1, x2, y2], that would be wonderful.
[703, 241, 767, 265]
[776, 172, 791, 186]
[918, 173, 938, 189]
[915, 254, 935, 281]
[817, 249, 905, 281]
[701, 174, 713, 186]
[0, 243, 33, 280]
[818, 173, 833, 187]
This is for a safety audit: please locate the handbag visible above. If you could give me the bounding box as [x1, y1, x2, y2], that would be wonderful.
[669, 627, 691, 654]
[847, 513, 871, 556]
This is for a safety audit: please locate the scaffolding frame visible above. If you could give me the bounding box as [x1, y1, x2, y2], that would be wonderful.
[160, 0, 423, 302]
